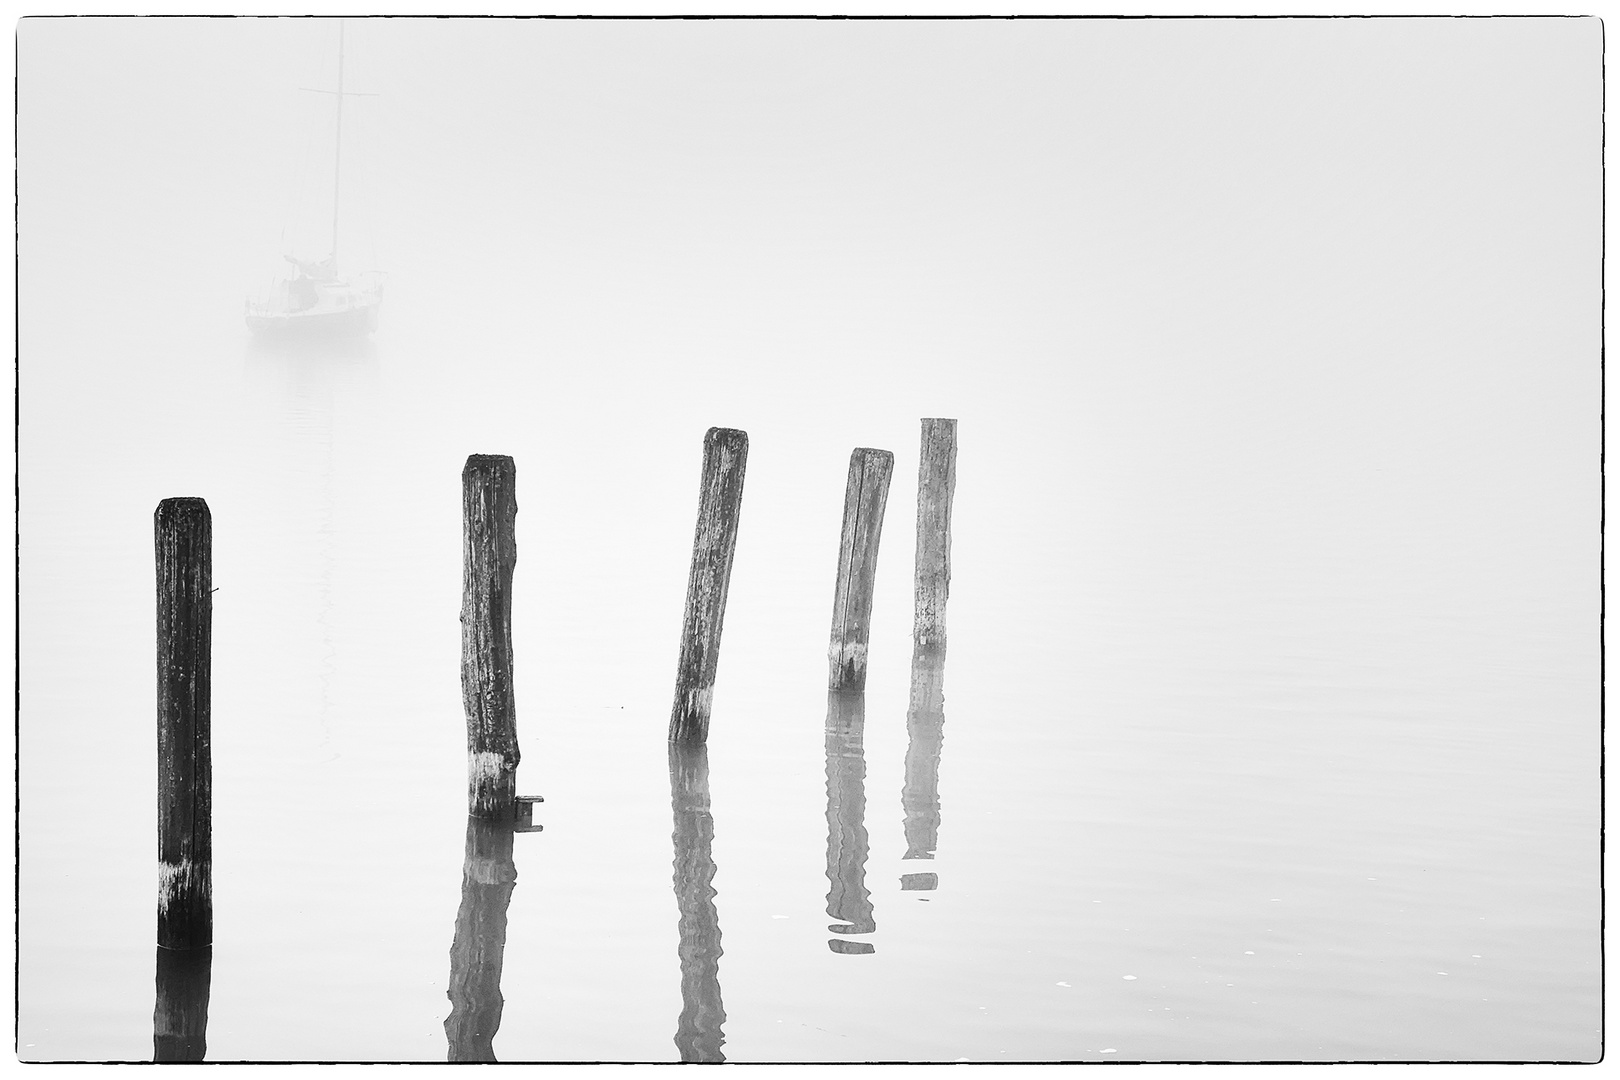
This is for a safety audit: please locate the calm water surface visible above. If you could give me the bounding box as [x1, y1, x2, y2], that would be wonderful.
[18, 17, 1599, 1063]
[17, 305, 1599, 1062]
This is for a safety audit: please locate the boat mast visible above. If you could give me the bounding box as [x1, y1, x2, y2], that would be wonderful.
[332, 19, 344, 266]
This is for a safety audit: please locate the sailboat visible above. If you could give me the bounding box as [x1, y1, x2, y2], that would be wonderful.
[246, 21, 385, 337]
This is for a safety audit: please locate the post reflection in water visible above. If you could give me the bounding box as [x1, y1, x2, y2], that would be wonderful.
[825, 690, 875, 954]
[669, 742, 727, 1062]
[153, 945, 211, 1062]
[901, 651, 947, 885]
[445, 816, 518, 1062]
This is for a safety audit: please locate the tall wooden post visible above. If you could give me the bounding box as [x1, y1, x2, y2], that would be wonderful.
[828, 448, 894, 692]
[670, 742, 727, 1061]
[669, 428, 749, 746]
[461, 455, 520, 820]
[155, 497, 212, 952]
[900, 420, 955, 887]
[445, 816, 518, 1062]
[913, 419, 957, 655]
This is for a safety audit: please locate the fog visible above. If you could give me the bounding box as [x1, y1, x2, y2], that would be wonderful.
[18, 16, 1600, 1063]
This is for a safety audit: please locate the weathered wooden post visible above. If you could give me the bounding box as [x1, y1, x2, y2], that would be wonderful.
[155, 497, 212, 952]
[913, 419, 957, 656]
[900, 420, 956, 889]
[824, 689, 875, 954]
[461, 455, 520, 820]
[828, 448, 894, 692]
[445, 816, 518, 1062]
[153, 945, 211, 1062]
[669, 742, 727, 1061]
[669, 428, 749, 746]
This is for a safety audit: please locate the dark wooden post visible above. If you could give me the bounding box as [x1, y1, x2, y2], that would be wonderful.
[153, 944, 212, 1062]
[445, 816, 518, 1062]
[155, 497, 212, 952]
[461, 455, 520, 820]
[828, 448, 894, 692]
[669, 428, 749, 746]
[913, 419, 957, 656]
[669, 742, 727, 1061]
[824, 690, 875, 954]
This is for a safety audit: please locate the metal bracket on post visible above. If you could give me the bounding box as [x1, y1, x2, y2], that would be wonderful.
[515, 795, 545, 833]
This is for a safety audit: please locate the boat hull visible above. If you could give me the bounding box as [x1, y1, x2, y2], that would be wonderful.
[246, 299, 380, 338]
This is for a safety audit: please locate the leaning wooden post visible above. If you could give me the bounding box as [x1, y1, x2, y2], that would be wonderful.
[828, 448, 894, 692]
[913, 419, 957, 656]
[155, 497, 212, 952]
[461, 455, 520, 820]
[669, 428, 749, 746]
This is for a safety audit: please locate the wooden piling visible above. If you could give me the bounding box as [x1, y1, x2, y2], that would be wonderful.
[461, 455, 520, 820]
[899, 420, 954, 883]
[445, 816, 518, 1062]
[670, 742, 727, 1061]
[913, 419, 957, 655]
[155, 497, 212, 951]
[669, 428, 749, 746]
[828, 448, 894, 692]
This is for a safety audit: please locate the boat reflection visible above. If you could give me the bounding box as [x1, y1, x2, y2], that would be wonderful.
[153, 945, 211, 1062]
[445, 816, 518, 1062]
[669, 742, 726, 1062]
[825, 690, 875, 953]
[901, 651, 947, 884]
[242, 327, 378, 765]
[244, 325, 379, 373]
